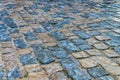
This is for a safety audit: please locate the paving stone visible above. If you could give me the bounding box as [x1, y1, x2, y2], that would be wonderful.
[73, 30, 91, 39]
[97, 76, 115, 80]
[20, 54, 36, 65]
[24, 64, 45, 73]
[79, 58, 97, 68]
[37, 33, 54, 43]
[49, 47, 69, 59]
[93, 43, 109, 50]
[67, 67, 90, 80]
[0, 30, 11, 42]
[87, 67, 109, 78]
[95, 35, 110, 41]
[78, 44, 92, 50]
[14, 38, 28, 49]
[0, 71, 4, 80]
[59, 40, 79, 52]
[1, 42, 12, 48]
[71, 38, 87, 46]
[7, 68, 20, 79]
[34, 50, 55, 64]
[103, 49, 120, 57]
[106, 40, 120, 47]
[86, 38, 99, 45]
[72, 51, 89, 58]
[28, 72, 49, 80]
[17, 48, 32, 55]
[50, 31, 66, 41]
[87, 31, 101, 36]
[50, 71, 69, 80]
[60, 57, 79, 69]
[23, 32, 38, 41]
[41, 63, 63, 76]
[114, 47, 120, 54]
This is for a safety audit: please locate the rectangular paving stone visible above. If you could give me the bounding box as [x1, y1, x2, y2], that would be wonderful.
[0, 30, 11, 42]
[93, 43, 109, 50]
[13, 38, 28, 49]
[103, 49, 120, 58]
[97, 76, 115, 80]
[73, 30, 91, 39]
[59, 40, 79, 52]
[79, 58, 97, 68]
[87, 67, 109, 78]
[95, 35, 110, 41]
[23, 32, 38, 41]
[72, 51, 89, 59]
[85, 49, 102, 56]
[50, 31, 66, 41]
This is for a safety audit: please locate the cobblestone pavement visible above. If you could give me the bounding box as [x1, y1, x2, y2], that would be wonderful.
[0, 0, 120, 80]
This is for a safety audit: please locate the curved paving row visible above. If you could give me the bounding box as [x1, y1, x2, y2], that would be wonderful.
[0, 0, 120, 80]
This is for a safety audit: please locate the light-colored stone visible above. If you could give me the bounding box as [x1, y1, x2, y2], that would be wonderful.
[103, 49, 120, 57]
[85, 49, 102, 56]
[24, 64, 45, 73]
[72, 51, 89, 58]
[79, 58, 97, 68]
[28, 72, 49, 80]
[93, 43, 109, 50]
[44, 42, 57, 48]
[95, 35, 110, 41]
[17, 48, 32, 55]
[1, 42, 12, 48]
[86, 38, 99, 45]
[37, 33, 54, 43]
[41, 63, 63, 76]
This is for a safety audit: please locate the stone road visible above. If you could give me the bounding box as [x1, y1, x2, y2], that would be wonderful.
[0, 0, 120, 80]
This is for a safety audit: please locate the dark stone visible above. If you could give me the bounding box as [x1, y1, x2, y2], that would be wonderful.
[88, 31, 101, 36]
[20, 54, 36, 65]
[78, 44, 92, 50]
[72, 38, 87, 46]
[0, 10, 9, 16]
[87, 67, 108, 78]
[34, 50, 55, 64]
[106, 40, 120, 47]
[33, 28, 46, 33]
[97, 76, 115, 80]
[14, 38, 28, 49]
[8, 28, 19, 34]
[7, 68, 20, 79]
[73, 30, 91, 39]
[0, 24, 6, 30]
[69, 9, 80, 13]
[60, 57, 79, 69]
[23, 32, 38, 41]
[114, 47, 120, 54]
[67, 67, 90, 80]
[0, 30, 11, 42]
[49, 47, 69, 59]
[0, 71, 4, 80]
[59, 40, 79, 52]
[50, 31, 66, 41]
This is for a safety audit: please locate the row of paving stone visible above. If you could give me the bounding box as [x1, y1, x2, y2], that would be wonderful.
[0, 0, 120, 80]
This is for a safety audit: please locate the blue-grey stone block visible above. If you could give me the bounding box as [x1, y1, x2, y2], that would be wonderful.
[87, 67, 108, 78]
[50, 31, 66, 41]
[74, 30, 91, 39]
[59, 40, 79, 52]
[23, 32, 38, 41]
[14, 38, 27, 49]
[98, 76, 115, 80]
[20, 54, 36, 65]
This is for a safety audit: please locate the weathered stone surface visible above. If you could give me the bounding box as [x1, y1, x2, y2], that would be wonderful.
[72, 51, 89, 58]
[20, 54, 36, 65]
[97, 76, 115, 80]
[41, 63, 63, 76]
[59, 40, 79, 52]
[14, 38, 28, 49]
[23, 32, 38, 41]
[85, 49, 102, 56]
[79, 58, 97, 68]
[28, 72, 49, 80]
[87, 67, 108, 78]
[93, 43, 109, 50]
